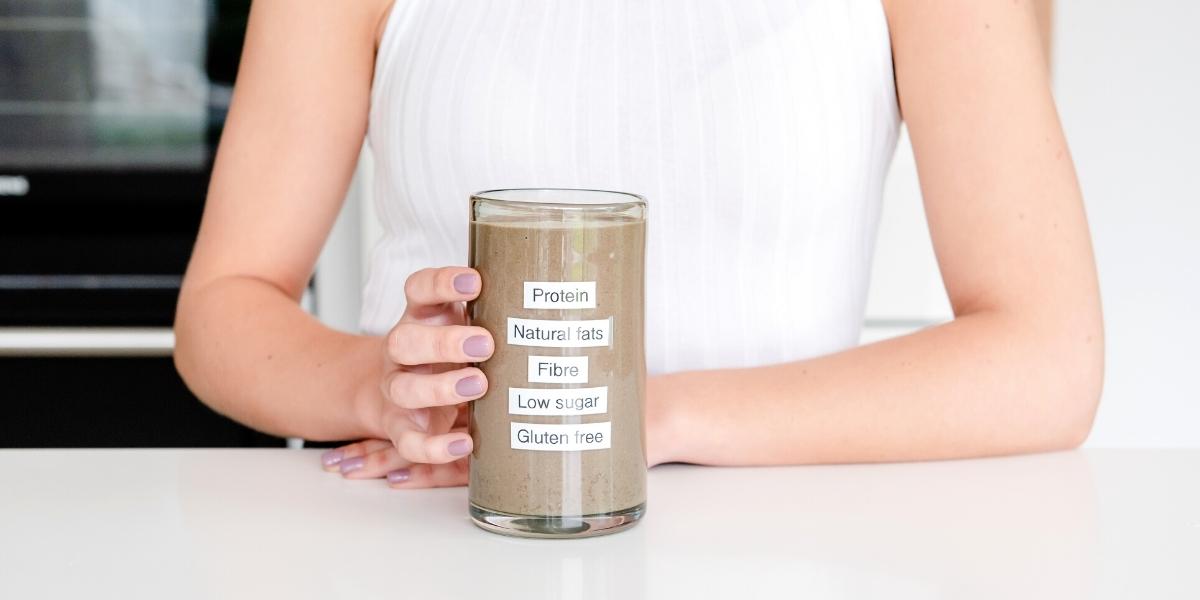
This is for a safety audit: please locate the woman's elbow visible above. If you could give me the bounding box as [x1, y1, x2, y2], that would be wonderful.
[1057, 363, 1103, 451]
[171, 287, 206, 397]
[1054, 393, 1100, 452]
[1037, 316, 1105, 451]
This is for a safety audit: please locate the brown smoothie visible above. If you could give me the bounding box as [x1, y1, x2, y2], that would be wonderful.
[468, 216, 646, 517]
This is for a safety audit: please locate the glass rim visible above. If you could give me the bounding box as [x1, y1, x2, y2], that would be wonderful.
[471, 187, 647, 212]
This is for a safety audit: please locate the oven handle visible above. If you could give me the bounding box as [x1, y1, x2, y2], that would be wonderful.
[0, 275, 183, 290]
[0, 328, 174, 357]
[1, 328, 307, 448]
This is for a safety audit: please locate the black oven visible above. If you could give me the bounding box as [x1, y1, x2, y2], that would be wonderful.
[0, 0, 282, 447]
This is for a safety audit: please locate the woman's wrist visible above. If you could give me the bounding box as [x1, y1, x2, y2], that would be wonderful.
[348, 335, 389, 440]
[645, 373, 684, 466]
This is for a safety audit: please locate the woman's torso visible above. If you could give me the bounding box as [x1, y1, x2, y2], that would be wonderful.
[361, 0, 900, 374]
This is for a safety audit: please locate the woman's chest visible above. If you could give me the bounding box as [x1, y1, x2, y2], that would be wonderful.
[367, 0, 898, 243]
[375, 1, 893, 175]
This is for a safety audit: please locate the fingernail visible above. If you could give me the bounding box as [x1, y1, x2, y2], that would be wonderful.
[455, 375, 485, 397]
[387, 469, 411, 484]
[463, 335, 492, 358]
[453, 273, 480, 294]
[321, 449, 344, 467]
[448, 438, 472, 457]
[339, 456, 365, 474]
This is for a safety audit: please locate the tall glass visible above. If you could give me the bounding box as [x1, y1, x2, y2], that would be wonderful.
[467, 188, 647, 538]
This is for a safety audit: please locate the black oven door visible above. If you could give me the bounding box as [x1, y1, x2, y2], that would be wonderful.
[0, 0, 244, 326]
[0, 0, 282, 448]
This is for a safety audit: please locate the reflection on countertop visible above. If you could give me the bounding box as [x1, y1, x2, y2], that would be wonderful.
[1, 449, 1197, 599]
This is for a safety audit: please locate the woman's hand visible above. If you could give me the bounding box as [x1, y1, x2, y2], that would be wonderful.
[320, 266, 493, 488]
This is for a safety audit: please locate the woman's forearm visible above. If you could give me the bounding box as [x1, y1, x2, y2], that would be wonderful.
[170, 0, 392, 442]
[174, 275, 384, 441]
[648, 308, 1103, 466]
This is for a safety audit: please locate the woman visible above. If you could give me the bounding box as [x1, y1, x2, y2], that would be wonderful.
[175, 0, 1103, 487]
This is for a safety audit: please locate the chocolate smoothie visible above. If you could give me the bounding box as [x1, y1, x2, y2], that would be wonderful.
[468, 214, 646, 522]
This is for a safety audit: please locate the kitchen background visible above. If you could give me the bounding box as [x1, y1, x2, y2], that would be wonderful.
[0, 0, 278, 446]
[2, 0, 1197, 448]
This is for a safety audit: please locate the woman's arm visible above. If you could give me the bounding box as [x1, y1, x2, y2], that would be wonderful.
[174, 0, 392, 440]
[648, 0, 1103, 466]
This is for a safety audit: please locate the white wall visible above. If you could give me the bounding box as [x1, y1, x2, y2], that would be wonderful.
[1055, 0, 1200, 446]
[318, 0, 1200, 448]
[312, 147, 369, 334]
[861, 127, 952, 340]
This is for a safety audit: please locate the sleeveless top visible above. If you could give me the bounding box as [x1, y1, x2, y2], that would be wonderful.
[360, 0, 900, 375]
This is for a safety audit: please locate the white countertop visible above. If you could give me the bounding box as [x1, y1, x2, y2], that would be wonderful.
[0, 449, 1196, 599]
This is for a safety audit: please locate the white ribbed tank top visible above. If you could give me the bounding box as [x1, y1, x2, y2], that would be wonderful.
[361, 0, 900, 375]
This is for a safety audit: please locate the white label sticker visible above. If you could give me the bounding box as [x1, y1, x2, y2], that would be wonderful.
[511, 421, 611, 451]
[508, 386, 608, 416]
[527, 355, 589, 383]
[524, 281, 596, 309]
[507, 317, 611, 348]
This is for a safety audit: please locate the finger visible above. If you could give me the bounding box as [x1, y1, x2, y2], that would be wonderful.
[386, 459, 470, 489]
[382, 366, 488, 409]
[392, 427, 474, 465]
[321, 439, 391, 472]
[340, 445, 412, 480]
[385, 322, 494, 365]
[402, 299, 464, 327]
[405, 363, 469, 376]
[402, 267, 481, 321]
[424, 404, 460, 433]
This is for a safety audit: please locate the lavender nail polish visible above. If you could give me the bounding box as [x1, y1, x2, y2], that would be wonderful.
[448, 439, 472, 457]
[339, 456, 366, 474]
[387, 469, 412, 484]
[453, 273, 481, 294]
[321, 449, 344, 467]
[463, 335, 492, 358]
[455, 375, 485, 397]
